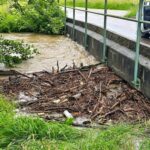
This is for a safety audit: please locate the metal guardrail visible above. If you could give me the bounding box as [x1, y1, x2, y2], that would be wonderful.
[60, 0, 150, 89]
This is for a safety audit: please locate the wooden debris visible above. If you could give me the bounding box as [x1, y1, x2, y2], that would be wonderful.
[1, 64, 150, 124]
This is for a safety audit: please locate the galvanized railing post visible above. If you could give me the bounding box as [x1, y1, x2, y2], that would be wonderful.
[64, 0, 67, 34]
[132, 0, 143, 89]
[73, 0, 76, 40]
[102, 0, 108, 63]
[84, 0, 88, 49]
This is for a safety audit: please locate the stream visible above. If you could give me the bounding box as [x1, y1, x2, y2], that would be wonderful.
[1, 33, 98, 73]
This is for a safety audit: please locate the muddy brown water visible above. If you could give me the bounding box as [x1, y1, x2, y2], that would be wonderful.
[1, 33, 98, 73]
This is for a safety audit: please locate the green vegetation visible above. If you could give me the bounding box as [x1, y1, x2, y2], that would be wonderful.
[60, 0, 138, 10]
[0, 95, 82, 149]
[60, 0, 138, 17]
[0, 95, 150, 150]
[0, 0, 65, 34]
[125, 6, 138, 18]
[0, 0, 7, 5]
[0, 36, 37, 67]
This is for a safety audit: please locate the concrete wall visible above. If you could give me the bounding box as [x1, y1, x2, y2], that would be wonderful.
[66, 20, 150, 98]
[67, 18, 150, 59]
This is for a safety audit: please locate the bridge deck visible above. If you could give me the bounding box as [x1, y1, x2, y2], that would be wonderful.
[66, 8, 150, 46]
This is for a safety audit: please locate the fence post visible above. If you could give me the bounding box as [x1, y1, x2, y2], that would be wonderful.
[73, 0, 76, 40]
[64, 0, 67, 34]
[132, 0, 143, 89]
[102, 0, 108, 63]
[84, 0, 88, 49]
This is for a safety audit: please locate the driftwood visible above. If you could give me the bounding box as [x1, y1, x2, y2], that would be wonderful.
[1, 64, 150, 124]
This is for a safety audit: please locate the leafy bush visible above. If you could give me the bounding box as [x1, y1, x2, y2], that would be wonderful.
[0, 36, 38, 67]
[0, 0, 65, 34]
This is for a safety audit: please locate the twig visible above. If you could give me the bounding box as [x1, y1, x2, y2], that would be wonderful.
[52, 67, 55, 74]
[78, 70, 87, 82]
[57, 61, 59, 73]
[43, 70, 52, 75]
[102, 109, 125, 118]
[11, 70, 31, 79]
[98, 82, 102, 101]
[110, 95, 127, 110]
[73, 60, 76, 69]
[33, 73, 54, 86]
[45, 107, 77, 112]
[60, 64, 68, 72]
[88, 68, 92, 79]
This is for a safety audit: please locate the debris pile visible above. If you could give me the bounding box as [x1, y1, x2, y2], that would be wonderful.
[1, 64, 150, 125]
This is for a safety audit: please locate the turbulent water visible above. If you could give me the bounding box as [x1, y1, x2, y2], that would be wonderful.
[1, 33, 98, 73]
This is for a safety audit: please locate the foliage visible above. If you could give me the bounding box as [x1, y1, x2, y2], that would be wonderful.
[126, 6, 138, 18]
[60, 0, 138, 10]
[64, 118, 74, 125]
[0, 0, 65, 34]
[0, 117, 81, 148]
[60, 0, 138, 17]
[0, 36, 37, 67]
[0, 94, 15, 113]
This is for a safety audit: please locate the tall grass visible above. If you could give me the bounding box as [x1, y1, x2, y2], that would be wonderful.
[0, 95, 82, 148]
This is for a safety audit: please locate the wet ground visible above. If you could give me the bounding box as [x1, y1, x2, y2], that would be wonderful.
[1, 33, 98, 73]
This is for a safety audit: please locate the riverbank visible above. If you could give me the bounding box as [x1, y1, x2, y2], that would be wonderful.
[0, 90, 150, 149]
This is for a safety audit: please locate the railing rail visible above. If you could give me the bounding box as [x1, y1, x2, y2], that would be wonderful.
[60, 0, 150, 89]
[60, 5, 150, 24]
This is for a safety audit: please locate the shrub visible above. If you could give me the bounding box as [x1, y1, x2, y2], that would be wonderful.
[0, 0, 65, 34]
[0, 36, 38, 67]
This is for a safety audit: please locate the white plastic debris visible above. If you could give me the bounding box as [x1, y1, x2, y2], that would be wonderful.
[63, 110, 73, 119]
[53, 99, 61, 104]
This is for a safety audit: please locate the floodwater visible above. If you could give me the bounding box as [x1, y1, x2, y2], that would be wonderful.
[1, 33, 98, 73]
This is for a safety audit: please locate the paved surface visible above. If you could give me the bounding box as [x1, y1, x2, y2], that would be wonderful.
[66, 8, 150, 46]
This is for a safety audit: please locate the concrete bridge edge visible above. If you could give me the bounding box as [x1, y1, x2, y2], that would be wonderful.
[66, 20, 150, 98]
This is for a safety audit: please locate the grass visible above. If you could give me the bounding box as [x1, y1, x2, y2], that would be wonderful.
[60, 0, 138, 17]
[1, 0, 137, 18]
[0, 95, 150, 149]
[125, 6, 138, 18]
[60, 0, 138, 10]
